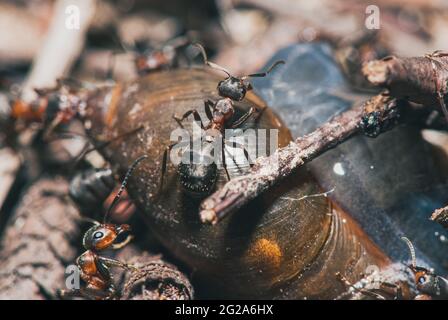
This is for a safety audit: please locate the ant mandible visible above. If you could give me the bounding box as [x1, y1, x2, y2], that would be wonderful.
[159, 44, 284, 197]
[58, 155, 147, 300]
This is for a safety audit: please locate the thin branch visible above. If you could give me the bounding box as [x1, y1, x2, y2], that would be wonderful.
[431, 206, 448, 229]
[200, 93, 398, 224]
[21, 0, 97, 102]
[362, 52, 448, 121]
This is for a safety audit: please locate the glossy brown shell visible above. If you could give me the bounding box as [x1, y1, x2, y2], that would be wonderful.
[84, 68, 391, 298]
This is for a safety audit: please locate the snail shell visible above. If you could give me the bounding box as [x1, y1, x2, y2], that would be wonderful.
[82, 68, 393, 299]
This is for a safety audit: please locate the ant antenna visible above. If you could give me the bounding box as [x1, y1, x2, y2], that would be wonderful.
[242, 60, 285, 80]
[193, 43, 232, 77]
[79, 216, 101, 226]
[165, 35, 189, 49]
[104, 154, 148, 223]
[401, 236, 416, 268]
[69, 125, 144, 169]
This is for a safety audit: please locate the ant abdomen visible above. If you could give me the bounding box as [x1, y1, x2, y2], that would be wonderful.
[178, 160, 218, 198]
[69, 168, 115, 217]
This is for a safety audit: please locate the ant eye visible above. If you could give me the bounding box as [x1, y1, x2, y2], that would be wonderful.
[93, 231, 104, 239]
[418, 276, 426, 284]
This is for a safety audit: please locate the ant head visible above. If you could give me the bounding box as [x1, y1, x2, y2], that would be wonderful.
[80, 155, 148, 252]
[83, 223, 131, 251]
[401, 236, 440, 296]
[409, 265, 439, 296]
[217, 77, 250, 101]
[193, 43, 284, 101]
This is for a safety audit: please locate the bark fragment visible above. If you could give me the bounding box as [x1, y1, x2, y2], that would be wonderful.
[121, 253, 194, 300]
[0, 178, 80, 299]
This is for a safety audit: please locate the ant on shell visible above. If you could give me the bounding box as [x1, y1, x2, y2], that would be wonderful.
[133, 36, 190, 76]
[159, 44, 284, 200]
[58, 155, 147, 300]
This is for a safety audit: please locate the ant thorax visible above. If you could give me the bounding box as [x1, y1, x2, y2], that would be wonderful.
[210, 98, 234, 129]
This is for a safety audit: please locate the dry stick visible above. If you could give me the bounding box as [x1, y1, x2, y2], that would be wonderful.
[21, 0, 97, 102]
[362, 52, 448, 121]
[0, 178, 81, 299]
[431, 206, 448, 229]
[363, 53, 448, 227]
[200, 93, 398, 224]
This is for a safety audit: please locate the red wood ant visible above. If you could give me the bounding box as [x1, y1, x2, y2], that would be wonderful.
[58, 155, 147, 300]
[401, 236, 448, 300]
[107, 36, 190, 78]
[10, 78, 90, 138]
[159, 44, 284, 202]
[8, 77, 143, 167]
[133, 36, 190, 76]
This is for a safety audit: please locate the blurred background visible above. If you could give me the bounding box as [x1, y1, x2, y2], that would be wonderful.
[0, 0, 447, 87]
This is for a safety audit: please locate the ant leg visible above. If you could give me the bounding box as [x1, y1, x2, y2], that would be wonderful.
[230, 107, 257, 128]
[173, 109, 204, 129]
[104, 283, 119, 300]
[43, 113, 64, 140]
[223, 139, 251, 170]
[221, 135, 231, 181]
[70, 125, 144, 170]
[336, 272, 386, 300]
[160, 142, 177, 192]
[98, 256, 137, 271]
[204, 100, 214, 120]
[224, 129, 252, 167]
[222, 144, 240, 170]
[380, 282, 403, 300]
[233, 142, 251, 167]
[57, 288, 101, 300]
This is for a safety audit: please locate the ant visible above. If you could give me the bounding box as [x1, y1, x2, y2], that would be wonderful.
[401, 237, 448, 300]
[58, 155, 147, 300]
[9, 78, 90, 139]
[133, 36, 190, 76]
[8, 77, 143, 168]
[159, 44, 284, 199]
[107, 36, 190, 79]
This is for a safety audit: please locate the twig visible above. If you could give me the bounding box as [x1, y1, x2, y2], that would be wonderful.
[21, 0, 97, 102]
[431, 206, 448, 229]
[362, 52, 448, 121]
[199, 93, 398, 224]
[0, 178, 81, 299]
